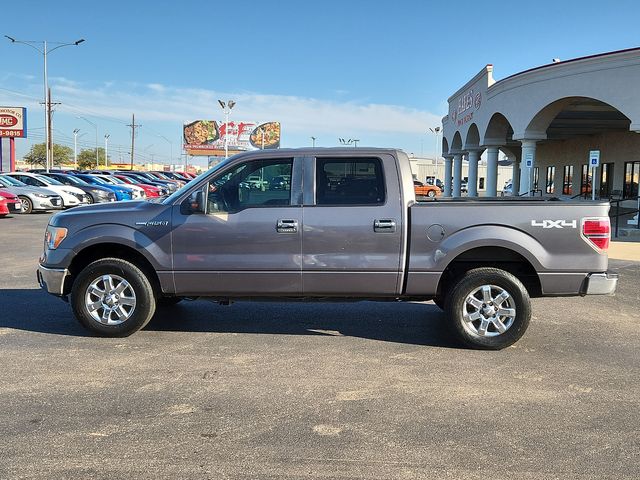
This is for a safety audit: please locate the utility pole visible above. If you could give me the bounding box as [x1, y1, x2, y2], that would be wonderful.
[127, 114, 141, 170]
[45, 88, 61, 171]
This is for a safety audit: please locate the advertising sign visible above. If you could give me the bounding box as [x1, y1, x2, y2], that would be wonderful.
[183, 120, 280, 156]
[0, 107, 27, 138]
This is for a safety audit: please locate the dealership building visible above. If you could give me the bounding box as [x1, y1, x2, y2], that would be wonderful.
[441, 47, 640, 200]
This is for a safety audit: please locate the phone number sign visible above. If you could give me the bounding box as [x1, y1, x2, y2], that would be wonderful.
[0, 107, 27, 138]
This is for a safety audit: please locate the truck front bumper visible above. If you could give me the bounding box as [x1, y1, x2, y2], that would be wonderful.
[37, 265, 69, 296]
[583, 272, 618, 295]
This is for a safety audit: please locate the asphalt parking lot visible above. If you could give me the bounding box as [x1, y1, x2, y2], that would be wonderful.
[1, 212, 638, 479]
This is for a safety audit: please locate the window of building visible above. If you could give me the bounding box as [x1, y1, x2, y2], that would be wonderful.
[562, 165, 574, 195]
[545, 166, 555, 194]
[206, 158, 293, 213]
[600, 163, 614, 198]
[624, 161, 639, 198]
[479, 177, 485, 189]
[533, 167, 539, 191]
[580, 164, 591, 197]
[316, 157, 385, 205]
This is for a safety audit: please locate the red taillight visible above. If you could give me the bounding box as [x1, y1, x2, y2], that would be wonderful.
[582, 218, 610, 252]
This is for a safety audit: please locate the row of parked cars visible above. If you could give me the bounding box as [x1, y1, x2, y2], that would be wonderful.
[0, 169, 197, 216]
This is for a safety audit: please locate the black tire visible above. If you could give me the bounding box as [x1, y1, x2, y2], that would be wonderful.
[157, 297, 183, 307]
[19, 196, 32, 214]
[445, 267, 531, 350]
[86, 194, 95, 204]
[427, 190, 436, 197]
[71, 258, 156, 337]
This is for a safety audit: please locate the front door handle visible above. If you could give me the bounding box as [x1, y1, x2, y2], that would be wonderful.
[276, 219, 298, 234]
[374, 219, 397, 233]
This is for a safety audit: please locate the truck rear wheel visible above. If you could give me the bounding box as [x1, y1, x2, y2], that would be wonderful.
[445, 267, 531, 350]
[71, 258, 156, 337]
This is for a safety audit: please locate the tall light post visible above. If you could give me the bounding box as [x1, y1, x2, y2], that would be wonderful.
[311, 136, 316, 147]
[429, 126, 441, 180]
[73, 129, 80, 169]
[217, 99, 236, 159]
[77, 116, 98, 168]
[156, 134, 173, 168]
[5, 36, 85, 172]
[339, 138, 359, 148]
[104, 134, 110, 167]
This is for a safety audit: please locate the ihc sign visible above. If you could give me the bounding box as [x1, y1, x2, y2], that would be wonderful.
[531, 220, 577, 229]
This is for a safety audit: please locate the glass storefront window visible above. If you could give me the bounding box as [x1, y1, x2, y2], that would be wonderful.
[563, 165, 574, 195]
[624, 161, 639, 198]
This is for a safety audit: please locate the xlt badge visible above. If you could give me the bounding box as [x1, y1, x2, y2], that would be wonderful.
[135, 221, 169, 227]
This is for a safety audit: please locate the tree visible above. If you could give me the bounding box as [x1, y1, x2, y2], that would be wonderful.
[23, 143, 73, 167]
[76, 147, 111, 170]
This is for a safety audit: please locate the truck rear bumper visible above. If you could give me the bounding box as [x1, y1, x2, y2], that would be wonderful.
[583, 272, 618, 295]
[37, 265, 69, 296]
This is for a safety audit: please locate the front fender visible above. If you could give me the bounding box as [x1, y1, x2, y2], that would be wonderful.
[42, 223, 172, 272]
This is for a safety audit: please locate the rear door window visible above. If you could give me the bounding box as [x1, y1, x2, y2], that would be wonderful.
[315, 158, 385, 205]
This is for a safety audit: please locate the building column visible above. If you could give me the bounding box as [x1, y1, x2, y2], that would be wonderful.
[519, 140, 537, 196]
[485, 146, 499, 196]
[443, 155, 453, 197]
[452, 153, 463, 197]
[467, 149, 480, 197]
[510, 155, 520, 196]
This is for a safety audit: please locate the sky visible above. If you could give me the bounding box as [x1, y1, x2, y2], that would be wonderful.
[1, 0, 639, 167]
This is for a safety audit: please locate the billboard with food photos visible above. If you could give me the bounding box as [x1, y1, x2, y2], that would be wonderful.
[0, 107, 27, 138]
[184, 120, 280, 156]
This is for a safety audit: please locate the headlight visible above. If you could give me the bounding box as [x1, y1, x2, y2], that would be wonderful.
[62, 189, 76, 195]
[35, 193, 48, 198]
[0, 196, 5, 201]
[44, 226, 68, 250]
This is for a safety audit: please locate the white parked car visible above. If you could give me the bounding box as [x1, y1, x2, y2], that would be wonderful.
[6, 172, 90, 208]
[501, 182, 514, 197]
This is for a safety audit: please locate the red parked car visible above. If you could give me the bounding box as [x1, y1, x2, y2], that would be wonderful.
[0, 188, 23, 216]
[114, 175, 161, 197]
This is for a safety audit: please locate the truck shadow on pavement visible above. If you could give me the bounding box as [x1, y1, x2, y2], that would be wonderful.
[148, 300, 457, 347]
[0, 289, 458, 348]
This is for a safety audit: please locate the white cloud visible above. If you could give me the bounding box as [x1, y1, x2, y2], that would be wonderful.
[44, 80, 442, 135]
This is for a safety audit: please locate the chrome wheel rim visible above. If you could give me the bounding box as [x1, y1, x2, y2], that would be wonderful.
[85, 274, 137, 325]
[462, 284, 516, 338]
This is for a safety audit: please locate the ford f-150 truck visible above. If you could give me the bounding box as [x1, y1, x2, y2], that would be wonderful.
[37, 148, 617, 349]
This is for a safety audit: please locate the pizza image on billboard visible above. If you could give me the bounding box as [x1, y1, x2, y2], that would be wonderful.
[183, 120, 219, 146]
[250, 122, 281, 149]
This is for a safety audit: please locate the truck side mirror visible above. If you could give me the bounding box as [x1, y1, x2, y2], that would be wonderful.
[182, 190, 205, 214]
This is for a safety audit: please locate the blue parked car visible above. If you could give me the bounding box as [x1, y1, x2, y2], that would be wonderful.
[73, 174, 134, 201]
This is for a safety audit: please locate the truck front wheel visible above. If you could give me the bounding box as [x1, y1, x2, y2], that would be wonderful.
[445, 268, 531, 350]
[71, 258, 156, 337]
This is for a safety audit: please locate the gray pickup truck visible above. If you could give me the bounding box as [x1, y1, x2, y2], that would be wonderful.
[37, 148, 617, 349]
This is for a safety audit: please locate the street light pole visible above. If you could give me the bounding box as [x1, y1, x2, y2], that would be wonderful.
[5, 36, 84, 172]
[77, 116, 98, 168]
[217, 99, 236, 159]
[311, 136, 316, 147]
[73, 129, 80, 169]
[104, 134, 110, 167]
[429, 126, 441, 180]
[156, 134, 173, 168]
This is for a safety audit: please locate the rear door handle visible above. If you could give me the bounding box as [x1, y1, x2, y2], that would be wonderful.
[374, 219, 397, 233]
[276, 219, 298, 233]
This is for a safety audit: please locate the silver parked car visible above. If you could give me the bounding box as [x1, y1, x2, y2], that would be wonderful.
[0, 175, 63, 213]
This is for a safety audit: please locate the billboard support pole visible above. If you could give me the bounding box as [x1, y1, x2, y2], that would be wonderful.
[10, 137, 16, 171]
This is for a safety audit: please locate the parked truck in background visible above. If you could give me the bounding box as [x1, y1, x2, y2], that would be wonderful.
[37, 148, 617, 349]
